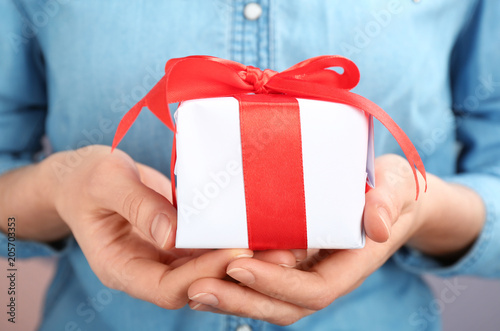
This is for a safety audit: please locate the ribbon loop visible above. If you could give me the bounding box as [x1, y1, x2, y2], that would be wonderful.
[279, 55, 360, 90]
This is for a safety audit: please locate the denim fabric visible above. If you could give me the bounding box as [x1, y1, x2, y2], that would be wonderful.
[1, 1, 499, 330]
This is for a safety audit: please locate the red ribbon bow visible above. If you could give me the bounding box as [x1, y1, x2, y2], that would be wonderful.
[112, 55, 427, 200]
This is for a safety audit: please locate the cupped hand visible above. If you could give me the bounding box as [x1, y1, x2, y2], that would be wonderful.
[46, 145, 299, 309]
[186, 154, 430, 325]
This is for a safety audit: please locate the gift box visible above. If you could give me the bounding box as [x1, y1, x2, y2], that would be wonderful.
[174, 96, 374, 249]
[112, 55, 426, 250]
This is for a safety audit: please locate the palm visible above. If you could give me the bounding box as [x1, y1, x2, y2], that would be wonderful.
[72, 160, 211, 291]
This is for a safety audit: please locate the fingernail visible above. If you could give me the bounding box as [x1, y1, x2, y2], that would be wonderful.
[377, 207, 391, 237]
[290, 249, 306, 262]
[190, 302, 214, 312]
[234, 253, 254, 259]
[151, 213, 171, 248]
[227, 267, 256, 284]
[189, 293, 219, 306]
[279, 263, 295, 268]
[228, 252, 254, 264]
[191, 302, 203, 310]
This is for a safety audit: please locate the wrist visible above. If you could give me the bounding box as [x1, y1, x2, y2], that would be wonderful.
[37, 152, 65, 221]
[406, 175, 485, 260]
[26, 152, 70, 241]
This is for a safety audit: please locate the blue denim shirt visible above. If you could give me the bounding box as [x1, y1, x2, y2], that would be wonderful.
[1, 1, 500, 330]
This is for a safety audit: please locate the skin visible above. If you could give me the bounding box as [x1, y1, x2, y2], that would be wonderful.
[0, 145, 485, 325]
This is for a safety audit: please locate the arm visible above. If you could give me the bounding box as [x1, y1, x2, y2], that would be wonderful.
[185, 0, 500, 324]
[368, 157, 485, 262]
[0, 159, 69, 242]
[184, 156, 486, 325]
[393, 0, 500, 278]
[0, 1, 63, 241]
[0, 2, 297, 310]
[1, 3, 299, 310]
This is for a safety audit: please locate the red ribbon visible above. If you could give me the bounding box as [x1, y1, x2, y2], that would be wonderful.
[236, 94, 308, 249]
[112, 55, 427, 208]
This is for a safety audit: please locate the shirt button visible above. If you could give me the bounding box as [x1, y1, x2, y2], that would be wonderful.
[236, 324, 253, 331]
[243, 3, 262, 21]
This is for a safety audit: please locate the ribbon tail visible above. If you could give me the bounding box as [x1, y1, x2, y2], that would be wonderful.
[143, 76, 175, 131]
[341, 92, 427, 199]
[111, 99, 145, 151]
[271, 81, 427, 199]
[112, 76, 175, 151]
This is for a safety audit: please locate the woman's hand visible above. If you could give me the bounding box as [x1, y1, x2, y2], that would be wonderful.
[43, 145, 256, 308]
[186, 154, 485, 325]
[1, 145, 300, 309]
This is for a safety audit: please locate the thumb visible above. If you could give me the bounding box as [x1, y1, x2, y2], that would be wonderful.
[117, 182, 177, 249]
[363, 154, 425, 243]
[363, 187, 397, 243]
[93, 156, 177, 249]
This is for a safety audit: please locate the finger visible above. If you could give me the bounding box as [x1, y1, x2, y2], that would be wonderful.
[188, 278, 312, 326]
[88, 154, 177, 249]
[226, 245, 380, 311]
[252, 250, 298, 267]
[225, 257, 333, 310]
[226, 250, 296, 284]
[105, 248, 253, 310]
[226, 231, 410, 311]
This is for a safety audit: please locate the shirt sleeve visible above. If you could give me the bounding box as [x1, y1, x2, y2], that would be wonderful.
[0, 1, 70, 258]
[393, 0, 500, 278]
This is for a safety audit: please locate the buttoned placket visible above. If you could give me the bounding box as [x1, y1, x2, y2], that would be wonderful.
[223, 1, 272, 330]
[231, 0, 271, 69]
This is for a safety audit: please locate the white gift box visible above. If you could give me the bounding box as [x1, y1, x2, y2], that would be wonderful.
[174, 96, 374, 249]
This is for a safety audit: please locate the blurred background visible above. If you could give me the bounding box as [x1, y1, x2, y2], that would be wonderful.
[0, 257, 499, 330]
